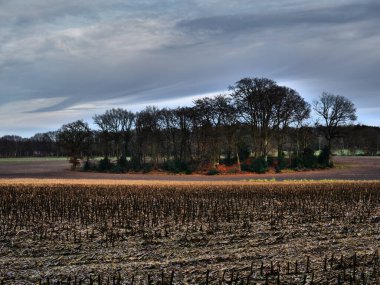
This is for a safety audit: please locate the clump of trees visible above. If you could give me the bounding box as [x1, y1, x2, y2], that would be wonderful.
[0, 133, 60, 157]
[230, 78, 311, 162]
[53, 77, 362, 173]
[0, 76, 371, 173]
[57, 120, 92, 170]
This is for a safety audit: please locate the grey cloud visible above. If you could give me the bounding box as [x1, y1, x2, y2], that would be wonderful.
[177, 2, 380, 36]
[0, 0, 379, 136]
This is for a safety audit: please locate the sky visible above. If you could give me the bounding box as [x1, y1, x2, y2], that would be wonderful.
[0, 0, 379, 137]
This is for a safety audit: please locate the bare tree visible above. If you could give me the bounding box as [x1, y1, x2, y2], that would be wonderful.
[135, 106, 161, 168]
[193, 97, 221, 165]
[293, 98, 312, 156]
[175, 107, 194, 163]
[272, 87, 310, 157]
[212, 95, 239, 166]
[30, 132, 59, 156]
[158, 108, 177, 162]
[93, 112, 112, 157]
[117, 109, 135, 159]
[93, 108, 135, 159]
[313, 92, 357, 164]
[230, 77, 279, 160]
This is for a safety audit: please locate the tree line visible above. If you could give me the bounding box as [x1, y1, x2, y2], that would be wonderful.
[1, 77, 377, 173]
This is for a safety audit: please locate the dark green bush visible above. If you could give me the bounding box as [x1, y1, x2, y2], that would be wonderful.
[276, 156, 288, 172]
[290, 148, 319, 170]
[98, 157, 113, 172]
[110, 165, 126, 173]
[302, 148, 317, 168]
[125, 156, 142, 172]
[241, 157, 268, 173]
[117, 156, 128, 167]
[238, 145, 251, 161]
[221, 156, 234, 166]
[290, 156, 303, 169]
[162, 159, 191, 173]
[206, 169, 220, 175]
[267, 156, 275, 167]
[253, 157, 268, 173]
[240, 162, 249, 172]
[82, 160, 91, 171]
[318, 146, 332, 167]
[82, 160, 97, 171]
[142, 163, 153, 173]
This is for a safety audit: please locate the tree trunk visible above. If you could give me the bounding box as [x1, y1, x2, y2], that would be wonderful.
[236, 146, 241, 171]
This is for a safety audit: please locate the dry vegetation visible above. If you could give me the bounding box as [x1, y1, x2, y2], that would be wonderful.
[0, 179, 380, 284]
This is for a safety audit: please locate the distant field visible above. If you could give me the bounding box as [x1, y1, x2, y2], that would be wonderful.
[0, 156, 67, 163]
[0, 180, 379, 284]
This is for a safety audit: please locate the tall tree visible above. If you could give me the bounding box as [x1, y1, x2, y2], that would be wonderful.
[211, 95, 239, 165]
[30, 132, 58, 156]
[57, 120, 92, 170]
[313, 92, 357, 165]
[230, 77, 279, 160]
[175, 107, 194, 163]
[116, 109, 135, 159]
[272, 87, 310, 157]
[135, 106, 161, 168]
[158, 107, 193, 163]
[193, 97, 221, 165]
[158, 108, 177, 162]
[93, 108, 135, 159]
[293, 98, 312, 156]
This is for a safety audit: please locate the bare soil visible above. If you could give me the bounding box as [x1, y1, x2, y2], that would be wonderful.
[0, 156, 379, 181]
[0, 181, 379, 284]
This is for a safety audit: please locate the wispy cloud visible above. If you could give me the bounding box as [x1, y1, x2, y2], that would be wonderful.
[0, 0, 379, 136]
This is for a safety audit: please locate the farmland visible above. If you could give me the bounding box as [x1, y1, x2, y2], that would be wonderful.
[1, 180, 380, 284]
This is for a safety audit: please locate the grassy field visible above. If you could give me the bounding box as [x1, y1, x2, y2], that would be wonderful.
[0, 157, 67, 163]
[0, 180, 379, 284]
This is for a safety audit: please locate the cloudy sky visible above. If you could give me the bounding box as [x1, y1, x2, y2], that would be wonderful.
[1, 0, 379, 137]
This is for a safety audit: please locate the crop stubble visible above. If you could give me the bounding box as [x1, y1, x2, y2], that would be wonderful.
[0, 179, 380, 284]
